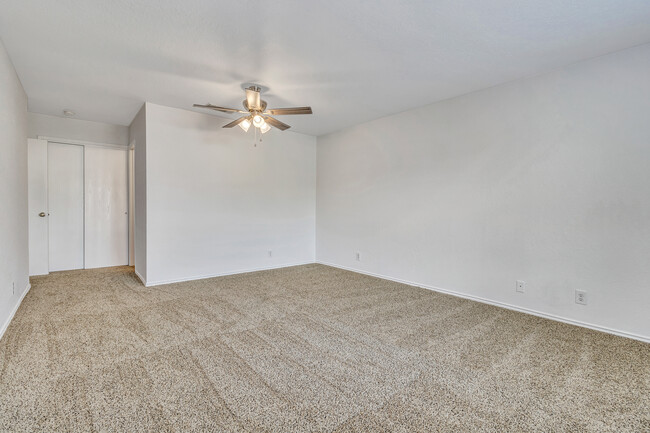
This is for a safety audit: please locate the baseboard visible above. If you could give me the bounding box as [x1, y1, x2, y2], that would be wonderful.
[0, 282, 31, 341]
[317, 261, 649, 344]
[134, 269, 146, 286]
[145, 261, 316, 287]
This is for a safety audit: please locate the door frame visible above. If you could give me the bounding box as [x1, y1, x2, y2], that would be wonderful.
[128, 143, 135, 266]
[38, 136, 127, 151]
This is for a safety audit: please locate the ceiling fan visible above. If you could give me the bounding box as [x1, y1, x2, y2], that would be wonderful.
[193, 86, 312, 133]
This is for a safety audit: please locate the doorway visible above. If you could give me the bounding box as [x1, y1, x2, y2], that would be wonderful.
[28, 138, 129, 274]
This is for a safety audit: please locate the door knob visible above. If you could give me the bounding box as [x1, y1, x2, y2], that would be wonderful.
[39, 212, 46, 217]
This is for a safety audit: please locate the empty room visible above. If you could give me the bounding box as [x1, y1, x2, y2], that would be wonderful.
[1, 1, 649, 431]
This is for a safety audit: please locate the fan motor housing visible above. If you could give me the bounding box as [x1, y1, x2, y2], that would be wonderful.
[243, 99, 267, 112]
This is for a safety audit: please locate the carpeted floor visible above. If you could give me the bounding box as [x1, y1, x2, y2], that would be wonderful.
[0, 265, 648, 432]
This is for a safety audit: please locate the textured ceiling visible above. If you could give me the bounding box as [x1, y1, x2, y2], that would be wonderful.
[1, 0, 650, 136]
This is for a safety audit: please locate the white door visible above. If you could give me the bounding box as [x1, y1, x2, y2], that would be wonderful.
[28, 139, 49, 276]
[48, 142, 85, 271]
[84, 146, 128, 268]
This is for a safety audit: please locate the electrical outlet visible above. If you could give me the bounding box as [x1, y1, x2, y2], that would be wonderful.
[268, 250, 272, 258]
[356, 252, 361, 261]
[12, 282, 15, 295]
[516, 280, 525, 293]
[575, 290, 587, 305]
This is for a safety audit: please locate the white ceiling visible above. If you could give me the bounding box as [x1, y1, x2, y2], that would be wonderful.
[2, 1, 650, 136]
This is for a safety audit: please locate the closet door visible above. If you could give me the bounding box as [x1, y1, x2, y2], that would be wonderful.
[48, 142, 85, 271]
[84, 146, 128, 268]
[28, 139, 49, 276]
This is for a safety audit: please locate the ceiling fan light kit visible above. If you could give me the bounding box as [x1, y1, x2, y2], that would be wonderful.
[252, 114, 265, 128]
[239, 118, 251, 132]
[193, 85, 313, 138]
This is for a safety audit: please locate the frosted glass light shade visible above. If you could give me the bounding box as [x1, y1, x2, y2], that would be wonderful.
[260, 122, 271, 134]
[252, 115, 264, 127]
[239, 118, 251, 132]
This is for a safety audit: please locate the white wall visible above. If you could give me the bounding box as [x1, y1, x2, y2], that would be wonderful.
[317, 43, 650, 340]
[0, 39, 29, 336]
[28, 112, 128, 145]
[143, 103, 316, 285]
[129, 104, 147, 283]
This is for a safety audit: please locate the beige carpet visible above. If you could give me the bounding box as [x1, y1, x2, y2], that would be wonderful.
[0, 265, 648, 432]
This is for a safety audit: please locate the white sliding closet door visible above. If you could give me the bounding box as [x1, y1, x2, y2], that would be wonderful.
[48, 142, 85, 271]
[84, 146, 128, 268]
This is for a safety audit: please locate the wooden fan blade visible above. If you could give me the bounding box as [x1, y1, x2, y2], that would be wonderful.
[193, 104, 247, 114]
[264, 116, 291, 131]
[245, 87, 261, 110]
[263, 116, 291, 131]
[222, 116, 251, 128]
[265, 107, 312, 115]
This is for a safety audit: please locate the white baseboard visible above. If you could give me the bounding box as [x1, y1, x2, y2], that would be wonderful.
[0, 282, 31, 341]
[144, 261, 316, 287]
[317, 261, 649, 344]
[134, 269, 147, 286]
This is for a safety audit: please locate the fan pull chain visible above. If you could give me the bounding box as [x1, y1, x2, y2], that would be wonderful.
[252, 127, 263, 147]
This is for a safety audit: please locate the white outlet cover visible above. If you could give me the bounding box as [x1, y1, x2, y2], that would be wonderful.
[516, 280, 525, 293]
[575, 290, 588, 305]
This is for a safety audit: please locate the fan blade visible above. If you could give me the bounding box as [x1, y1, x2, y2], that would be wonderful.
[265, 107, 312, 115]
[222, 116, 251, 128]
[245, 87, 262, 110]
[264, 116, 291, 131]
[193, 104, 246, 114]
